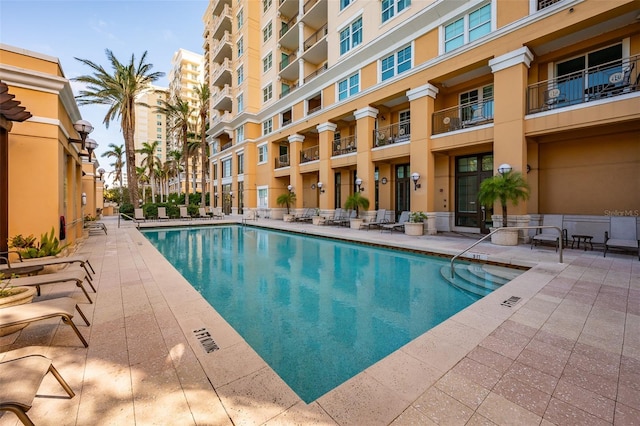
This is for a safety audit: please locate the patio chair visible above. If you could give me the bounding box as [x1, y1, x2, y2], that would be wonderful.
[134, 208, 146, 222]
[179, 207, 192, 220]
[604, 216, 639, 260]
[197, 208, 211, 219]
[10, 268, 96, 304]
[380, 211, 410, 233]
[84, 221, 107, 235]
[157, 207, 170, 220]
[293, 208, 313, 223]
[1, 252, 95, 278]
[0, 354, 76, 425]
[0, 297, 90, 347]
[531, 214, 567, 252]
[211, 207, 224, 219]
[362, 209, 388, 230]
[321, 208, 343, 226]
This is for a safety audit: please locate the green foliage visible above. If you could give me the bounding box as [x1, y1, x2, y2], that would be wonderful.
[478, 171, 530, 228]
[8, 234, 37, 250]
[0, 272, 17, 297]
[276, 192, 297, 214]
[409, 211, 428, 223]
[9, 228, 68, 258]
[120, 202, 134, 219]
[344, 192, 370, 217]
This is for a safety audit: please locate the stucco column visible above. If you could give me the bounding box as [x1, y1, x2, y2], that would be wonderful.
[407, 84, 439, 234]
[489, 47, 533, 219]
[354, 107, 378, 217]
[288, 133, 304, 209]
[316, 122, 336, 211]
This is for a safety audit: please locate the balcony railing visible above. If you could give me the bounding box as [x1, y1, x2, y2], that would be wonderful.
[432, 98, 494, 135]
[279, 83, 298, 99]
[275, 153, 290, 169]
[304, 25, 327, 51]
[332, 135, 356, 156]
[304, 63, 328, 84]
[221, 141, 232, 151]
[280, 15, 297, 38]
[373, 121, 411, 147]
[303, 0, 319, 14]
[537, 0, 563, 10]
[300, 145, 319, 163]
[527, 55, 639, 114]
[279, 52, 297, 71]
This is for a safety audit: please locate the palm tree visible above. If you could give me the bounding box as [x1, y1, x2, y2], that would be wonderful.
[136, 166, 149, 203]
[155, 96, 194, 205]
[166, 149, 183, 196]
[344, 192, 370, 218]
[137, 141, 161, 203]
[187, 137, 200, 199]
[74, 50, 163, 208]
[478, 170, 530, 228]
[194, 83, 211, 208]
[101, 143, 125, 204]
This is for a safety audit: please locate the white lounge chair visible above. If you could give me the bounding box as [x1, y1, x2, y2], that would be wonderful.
[381, 211, 410, 233]
[134, 208, 146, 222]
[9, 269, 96, 304]
[179, 207, 192, 220]
[363, 209, 388, 230]
[531, 214, 567, 252]
[157, 207, 170, 220]
[1, 253, 95, 278]
[604, 216, 639, 260]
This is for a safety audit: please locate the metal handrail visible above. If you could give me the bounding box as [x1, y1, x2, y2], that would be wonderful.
[450, 225, 564, 278]
[118, 213, 136, 229]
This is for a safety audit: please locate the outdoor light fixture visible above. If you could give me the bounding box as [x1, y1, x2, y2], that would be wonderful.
[84, 138, 98, 161]
[355, 178, 364, 192]
[81, 192, 87, 206]
[229, 191, 234, 198]
[497, 163, 512, 175]
[411, 172, 421, 190]
[287, 184, 293, 192]
[97, 167, 105, 181]
[381, 177, 388, 185]
[70, 119, 94, 150]
[317, 182, 325, 193]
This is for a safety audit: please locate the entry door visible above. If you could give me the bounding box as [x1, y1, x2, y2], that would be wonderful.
[222, 183, 232, 215]
[395, 164, 411, 220]
[455, 154, 493, 233]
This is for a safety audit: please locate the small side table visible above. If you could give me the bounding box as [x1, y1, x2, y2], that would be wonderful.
[571, 234, 593, 251]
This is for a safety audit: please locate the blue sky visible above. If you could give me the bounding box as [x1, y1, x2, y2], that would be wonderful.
[1, 0, 207, 175]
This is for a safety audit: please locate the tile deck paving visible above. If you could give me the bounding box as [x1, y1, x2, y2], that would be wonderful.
[0, 215, 638, 425]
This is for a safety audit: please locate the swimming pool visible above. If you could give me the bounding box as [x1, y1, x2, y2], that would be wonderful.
[142, 225, 488, 402]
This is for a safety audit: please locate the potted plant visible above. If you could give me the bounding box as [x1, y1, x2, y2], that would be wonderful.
[277, 191, 297, 222]
[405, 211, 427, 236]
[9, 228, 69, 272]
[344, 192, 370, 229]
[0, 273, 37, 336]
[478, 170, 530, 245]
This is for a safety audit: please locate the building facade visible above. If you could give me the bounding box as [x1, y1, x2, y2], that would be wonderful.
[204, 0, 639, 228]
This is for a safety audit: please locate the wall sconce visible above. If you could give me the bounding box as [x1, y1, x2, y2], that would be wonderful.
[317, 182, 325, 193]
[380, 115, 386, 121]
[84, 138, 98, 161]
[229, 191, 234, 198]
[287, 184, 293, 193]
[381, 177, 388, 185]
[81, 192, 87, 206]
[526, 164, 531, 173]
[70, 119, 94, 150]
[214, 193, 219, 200]
[97, 167, 105, 181]
[497, 163, 512, 175]
[355, 178, 364, 192]
[411, 172, 421, 190]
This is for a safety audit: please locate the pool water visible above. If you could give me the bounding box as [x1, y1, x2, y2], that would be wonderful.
[143, 225, 483, 402]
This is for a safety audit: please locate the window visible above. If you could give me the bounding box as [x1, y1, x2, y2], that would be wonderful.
[237, 124, 245, 142]
[281, 109, 292, 126]
[222, 158, 232, 178]
[237, 9, 244, 29]
[156, 114, 162, 120]
[340, 0, 352, 10]
[237, 65, 244, 84]
[460, 84, 494, 122]
[263, 118, 273, 135]
[263, 84, 273, 103]
[338, 73, 360, 100]
[381, 45, 412, 81]
[382, 0, 411, 23]
[237, 153, 244, 174]
[213, 163, 217, 180]
[237, 94, 244, 113]
[258, 187, 268, 208]
[263, 22, 272, 42]
[258, 144, 268, 163]
[157, 127, 162, 133]
[339, 17, 362, 56]
[263, 53, 272, 72]
[156, 121, 162, 126]
[263, 0, 272, 12]
[237, 38, 244, 57]
[444, 4, 491, 52]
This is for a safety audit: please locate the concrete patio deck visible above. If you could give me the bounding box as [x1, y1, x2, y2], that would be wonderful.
[0, 215, 638, 425]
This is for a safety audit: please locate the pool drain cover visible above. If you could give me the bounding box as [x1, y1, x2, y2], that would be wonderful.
[193, 328, 219, 353]
[501, 296, 521, 307]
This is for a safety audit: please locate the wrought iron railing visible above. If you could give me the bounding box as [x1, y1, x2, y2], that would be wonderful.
[304, 25, 328, 51]
[304, 63, 328, 84]
[279, 52, 297, 71]
[279, 83, 298, 99]
[373, 121, 411, 147]
[221, 141, 232, 151]
[527, 55, 639, 114]
[432, 98, 494, 135]
[280, 15, 297, 38]
[300, 145, 319, 163]
[537, 0, 563, 10]
[332, 135, 356, 156]
[275, 154, 290, 168]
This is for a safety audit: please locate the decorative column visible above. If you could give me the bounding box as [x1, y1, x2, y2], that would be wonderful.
[354, 107, 378, 221]
[316, 122, 336, 212]
[407, 84, 439, 234]
[288, 133, 304, 210]
[489, 47, 534, 240]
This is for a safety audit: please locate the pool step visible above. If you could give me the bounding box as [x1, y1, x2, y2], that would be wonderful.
[439, 264, 524, 298]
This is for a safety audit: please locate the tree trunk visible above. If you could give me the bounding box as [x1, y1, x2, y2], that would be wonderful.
[123, 126, 139, 207]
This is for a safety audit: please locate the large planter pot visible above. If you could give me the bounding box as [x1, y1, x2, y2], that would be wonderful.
[350, 218, 365, 230]
[312, 216, 325, 226]
[490, 227, 519, 246]
[0, 286, 37, 336]
[283, 214, 295, 222]
[404, 222, 424, 236]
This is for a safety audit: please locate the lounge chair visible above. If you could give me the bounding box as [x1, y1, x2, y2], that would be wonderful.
[0, 252, 95, 278]
[293, 208, 313, 223]
[321, 208, 343, 226]
[157, 207, 170, 220]
[179, 207, 192, 220]
[531, 214, 567, 252]
[134, 208, 146, 222]
[9, 269, 96, 304]
[381, 211, 410, 233]
[0, 354, 76, 425]
[0, 297, 90, 347]
[211, 207, 224, 219]
[362, 209, 388, 230]
[197, 208, 211, 219]
[84, 221, 107, 235]
[604, 216, 639, 260]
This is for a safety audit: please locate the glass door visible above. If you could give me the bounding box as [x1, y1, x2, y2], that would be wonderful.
[395, 164, 411, 220]
[455, 154, 493, 233]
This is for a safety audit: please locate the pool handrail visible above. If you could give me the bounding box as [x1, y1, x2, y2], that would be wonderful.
[118, 212, 137, 229]
[450, 225, 564, 278]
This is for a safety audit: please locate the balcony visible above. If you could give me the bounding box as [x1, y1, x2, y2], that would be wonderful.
[278, 0, 298, 20]
[279, 52, 299, 82]
[300, 145, 319, 163]
[221, 141, 233, 152]
[211, 58, 232, 87]
[275, 153, 290, 169]
[211, 32, 232, 63]
[527, 55, 639, 114]
[279, 15, 299, 51]
[304, 63, 327, 84]
[432, 98, 494, 135]
[373, 121, 411, 147]
[212, 85, 232, 111]
[301, 26, 328, 68]
[211, 4, 232, 40]
[332, 135, 356, 156]
[537, 0, 563, 11]
[279, 83, 298, 99]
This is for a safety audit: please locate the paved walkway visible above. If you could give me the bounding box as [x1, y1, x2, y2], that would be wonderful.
[0, 215, 638, 425]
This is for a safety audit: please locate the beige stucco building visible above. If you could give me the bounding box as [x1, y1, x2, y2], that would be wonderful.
[204, 0, 640, 231]
[0, 44, 100, 252]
